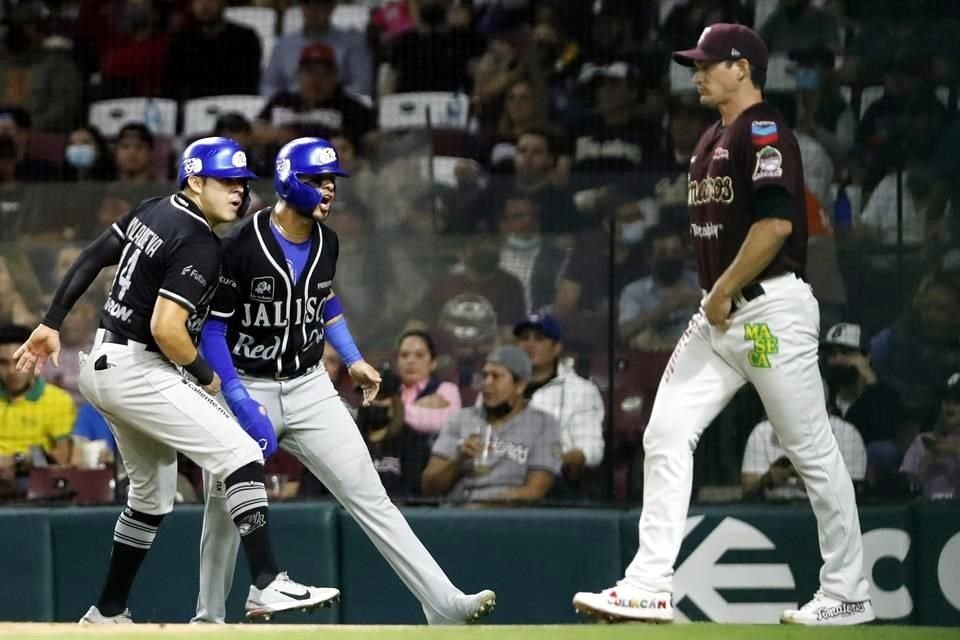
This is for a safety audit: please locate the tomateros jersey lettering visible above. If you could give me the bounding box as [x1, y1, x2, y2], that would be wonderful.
[102, 194, 221, 349]
[209, 208, 339, 379]
[687, 102, 807, 291]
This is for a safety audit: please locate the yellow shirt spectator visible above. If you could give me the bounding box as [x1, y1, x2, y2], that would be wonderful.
[0, 377, 75, 457]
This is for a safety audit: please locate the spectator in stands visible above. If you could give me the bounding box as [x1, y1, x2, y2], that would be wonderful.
[900, 372, 960, 499]
[858, 160, 946, 247]
[91, 0, 170, 99]
[497, 193, 569, 314]
[397, 329, 462, 436]
[759, 0, 841, 54]
[0, 325, 75, 479]
[742, 381, 867, 501]
[262, 0, 373, 99]
[552, 187, 651, 351]
[789, 47, 855, 164]
[25, 32, 83, 134]
[872, 271, 960, 414]
[421, 345, 561, 505]
[386, 0, 486, 94]
[480, 78, 558, 174]
[618, 224, 700, 351]
[460, 129, 580, 234]
[852, 59, 948, 193]
[212, 112, 269, 178]
[0, 106, 58, 181]
[324, 134, 373, 232]
[165, 0, 262, 101]
[62, 125, 115, 182]
[264, 449, 305, 501]
[42, 298, 96, 405]
[410, 236, 526, 341]
[256, 43, 378, 153]
[822, 322, 906, 469]
[514, 312, 604, 489]
[70, 402, 116, 469]
[570, 61, 666, 196]
[657, 0, 753, 54]
[112, 122, 155, 184]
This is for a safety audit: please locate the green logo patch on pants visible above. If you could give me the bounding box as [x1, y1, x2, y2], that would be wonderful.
[744, 323, 779, 368]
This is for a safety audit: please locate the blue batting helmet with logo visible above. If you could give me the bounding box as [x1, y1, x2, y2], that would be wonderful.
[177, 136, 257, 189]
[274, 137, 349, 213]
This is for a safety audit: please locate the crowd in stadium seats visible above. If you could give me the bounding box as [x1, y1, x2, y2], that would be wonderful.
[0, 0, 959, 506]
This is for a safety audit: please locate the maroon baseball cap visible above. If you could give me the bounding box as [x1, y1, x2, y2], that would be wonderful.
[673, 23, 768, 71]
[299, 43, 337, 67]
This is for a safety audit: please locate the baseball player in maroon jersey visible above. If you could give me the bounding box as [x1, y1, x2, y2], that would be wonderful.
[574, 24, 874, 625]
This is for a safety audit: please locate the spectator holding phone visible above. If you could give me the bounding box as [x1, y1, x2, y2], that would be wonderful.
[900, 373, 960, 499]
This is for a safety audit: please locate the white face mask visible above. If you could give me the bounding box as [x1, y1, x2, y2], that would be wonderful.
[505, 233, 540, 250]
[619, 219, 648, 245]
[65, 144, 96, 169]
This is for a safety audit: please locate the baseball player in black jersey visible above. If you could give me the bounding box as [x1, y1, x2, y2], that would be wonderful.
[574, 25, 874, 625]
[192, 137, 496, 624]
[14, 137, 338, 623]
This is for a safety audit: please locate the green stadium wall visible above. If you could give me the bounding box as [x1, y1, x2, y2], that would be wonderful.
[0, 502, 956, 626]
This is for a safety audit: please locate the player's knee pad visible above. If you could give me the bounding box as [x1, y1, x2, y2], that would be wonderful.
[223, 462, 269, 524]
[224, 461, 265, 488]
[114, 506, 165, 549]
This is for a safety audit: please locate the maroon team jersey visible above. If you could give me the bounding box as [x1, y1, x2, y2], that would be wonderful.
[687, 101, 807, 291]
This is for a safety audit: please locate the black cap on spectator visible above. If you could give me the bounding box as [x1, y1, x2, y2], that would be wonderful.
[117, 122, 155, 148]
[673, 23, 769, 71]
[214, 112, 252, 135]
[0, 106, 31, 130]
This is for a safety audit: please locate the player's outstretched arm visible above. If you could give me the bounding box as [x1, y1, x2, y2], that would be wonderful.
[199, 320, 278, 457]
[15, 228, 126, 373]
[323, 291, 381, 403]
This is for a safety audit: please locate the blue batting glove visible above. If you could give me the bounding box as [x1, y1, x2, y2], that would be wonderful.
[223, 380, 278, 458]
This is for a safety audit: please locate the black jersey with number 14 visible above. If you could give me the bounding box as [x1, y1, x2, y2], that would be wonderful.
[100, 193, 222, 350]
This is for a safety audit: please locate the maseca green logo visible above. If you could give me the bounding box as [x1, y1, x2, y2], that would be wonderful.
[744, 323, 779, 368]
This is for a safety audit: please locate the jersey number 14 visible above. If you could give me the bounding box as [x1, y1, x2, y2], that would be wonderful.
[114, 244, 142, 301]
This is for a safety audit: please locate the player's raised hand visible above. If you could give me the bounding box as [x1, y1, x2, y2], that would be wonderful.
[348, 360, 382, 405]
[13, 324, 61, 374]
[702, 286, 732, 329]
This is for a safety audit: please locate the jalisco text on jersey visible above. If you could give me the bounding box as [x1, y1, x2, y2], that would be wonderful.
[240, 295, 325, 328]
[125, 217, 165, 257]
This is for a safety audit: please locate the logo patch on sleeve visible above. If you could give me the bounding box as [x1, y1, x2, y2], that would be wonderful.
[750, 121, 779, 146]
[752, 146, 783, 180]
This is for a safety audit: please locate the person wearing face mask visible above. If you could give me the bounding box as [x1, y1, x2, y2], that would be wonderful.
[618, 224, 701, 351]
[63, 125, 114, 182]
[165, 0, 261, 102]
[821, 322, 906, 475]
[497, 194, 569, 313]
[94, 0, 169, 98]
[421, 345, 562, 506]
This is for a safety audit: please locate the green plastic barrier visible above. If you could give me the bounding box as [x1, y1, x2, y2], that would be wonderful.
[0, 510, 53, 621]
[337, 507, 623, 624]
[47, 503, 339, 623]
[912, 501, 960, 626]
[620, 504, 916, 624]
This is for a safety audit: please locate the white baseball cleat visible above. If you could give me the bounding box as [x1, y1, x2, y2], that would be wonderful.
[424, 589, 497, 625]
[573, 583, 673, 623]
[79, 605, 133, 624]
[780, 590, 875, 625]
[245, 571, 340, 621]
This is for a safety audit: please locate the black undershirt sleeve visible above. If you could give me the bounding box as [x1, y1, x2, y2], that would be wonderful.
[753, 184, 796, 222]
[42, 229, 125, 330]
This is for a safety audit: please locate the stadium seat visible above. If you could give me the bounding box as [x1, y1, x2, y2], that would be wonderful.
[224, 6, 276, 70]
[283, 4, 371, 34]
[27, 467, 114, 504]
[418, 156, 478, 189]
[378, 92, 471, 131]
[182, 95, 267, 137]
[88, 98, 178, 137]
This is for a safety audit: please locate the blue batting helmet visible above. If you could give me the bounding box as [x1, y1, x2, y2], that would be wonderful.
[274, 137, 349, 213]
[177, 136, 257, 189]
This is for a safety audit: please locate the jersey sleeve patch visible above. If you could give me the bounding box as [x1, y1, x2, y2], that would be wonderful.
[752, 146, 783, 181]
[750, 121, 779, 146]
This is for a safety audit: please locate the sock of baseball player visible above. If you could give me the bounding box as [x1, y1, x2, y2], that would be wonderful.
[225, 463, 279, 589]
[97, 507, 165, 616]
